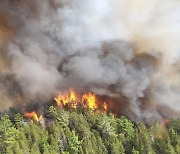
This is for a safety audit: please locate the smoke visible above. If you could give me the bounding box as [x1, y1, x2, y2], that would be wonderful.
[0, 0, 180, 122]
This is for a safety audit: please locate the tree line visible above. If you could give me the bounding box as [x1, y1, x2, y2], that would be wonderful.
[0, 106, 180, 154]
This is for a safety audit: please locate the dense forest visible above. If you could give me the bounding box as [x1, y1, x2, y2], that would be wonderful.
[0, 106, 180, 154]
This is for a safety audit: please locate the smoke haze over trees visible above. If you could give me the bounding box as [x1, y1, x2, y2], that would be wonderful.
[0, 0, 180, 122]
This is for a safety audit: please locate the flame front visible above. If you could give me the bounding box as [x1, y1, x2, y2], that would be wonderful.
[54, 89, 78, 108]
[54, 89, 108, 111]
[70, 89, 76, 101]
[24, 111, 43, 122]
[82, 92, 97, 109]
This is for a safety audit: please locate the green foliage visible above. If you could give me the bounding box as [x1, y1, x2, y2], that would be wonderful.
[134, 123, 155, 154]
[48, 106, 58, 118]
[0, 107, 179, 154]
[117, 116, 135, 138]
[168, 119, 180, 135]
[14, 113, 24, 128]
[0, 114, 13, 132]
[68, 130, 82, 153]
[97, 115, 117, 140]
[132, 147, 139, 154]
[110, 139, 125, 154]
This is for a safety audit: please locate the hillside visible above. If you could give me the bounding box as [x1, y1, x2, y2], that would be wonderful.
[0, 107, 180, 154]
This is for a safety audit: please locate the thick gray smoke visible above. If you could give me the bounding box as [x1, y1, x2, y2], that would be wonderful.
[0, 0, 180, 122]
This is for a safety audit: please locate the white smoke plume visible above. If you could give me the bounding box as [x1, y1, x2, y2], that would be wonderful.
[0, 0, 180, 122]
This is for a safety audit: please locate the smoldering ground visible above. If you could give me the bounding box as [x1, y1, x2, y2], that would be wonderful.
[0, 0, 180, 122]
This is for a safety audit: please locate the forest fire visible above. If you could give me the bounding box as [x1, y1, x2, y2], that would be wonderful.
[54, 89, 108, 111]
[24, 111, 43, 122]
[82, 92, 97, 109]
[54, 89, 78, 108]
[0, 1, 179, 152]
[24, 89, 110, 122]
[54, 89, 76, 108]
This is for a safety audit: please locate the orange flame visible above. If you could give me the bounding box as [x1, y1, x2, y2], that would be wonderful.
[54, 89, 78, 108]
[70, 89, 76, 101]
[24, 111, 43, 122]
[54, 89, 108, 110]
[82, 92, 97, 109]
[103, 102, 108, 111]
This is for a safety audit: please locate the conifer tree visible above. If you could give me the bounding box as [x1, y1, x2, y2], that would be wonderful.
[14, 113, 24, 128]
[110, 140, 125, 154]
[68, 130, 82, 154]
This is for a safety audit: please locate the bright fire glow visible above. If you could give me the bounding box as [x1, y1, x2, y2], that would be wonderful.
[82, 92, 97, 109]
[54, 89, 108, 110]
[54, 89, 78, 108]
[24, 111, 43, 122]
[70, 89, 76, 101]
[103, 102, 108, 111]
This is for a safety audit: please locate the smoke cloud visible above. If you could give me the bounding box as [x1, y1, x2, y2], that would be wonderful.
[0, 0, 180, 122]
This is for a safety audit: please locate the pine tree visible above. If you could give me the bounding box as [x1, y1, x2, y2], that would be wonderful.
[134, 123, 154, 154]
[110, 140, 125, 154]
[13, 142, 24, 154]
[168, 119, 180, 135]
[49, 134, 59, 152]
[68, 130, 82, 154]
[31, 143, 41, 154]
[117, 116, 135, 139]
[97, 115, 117, 140]
[14, 113, 24, 128]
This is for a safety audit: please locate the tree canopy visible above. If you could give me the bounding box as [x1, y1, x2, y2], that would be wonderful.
[0, 106, 179, 154]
